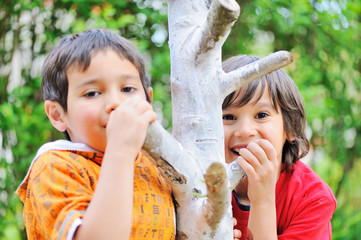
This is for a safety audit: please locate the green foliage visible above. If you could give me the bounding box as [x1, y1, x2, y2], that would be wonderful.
[1, 0, 360, 238]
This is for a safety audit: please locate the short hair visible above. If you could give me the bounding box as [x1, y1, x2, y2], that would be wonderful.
[222, 55, 309, 171]
[41, 28, 151, 111]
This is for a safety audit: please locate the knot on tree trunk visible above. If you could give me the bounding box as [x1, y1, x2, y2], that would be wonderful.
[203, 162, 230, 230]
[204, 162, 227, 193]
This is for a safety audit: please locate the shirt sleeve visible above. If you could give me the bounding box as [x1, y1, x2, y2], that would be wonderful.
[232, 191, 250, 240]
[27, 151, 94, 240]
[278, 195, 336, 240]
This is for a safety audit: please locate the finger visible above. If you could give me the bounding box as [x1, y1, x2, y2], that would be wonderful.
[237, 155, 256, 178]
[120, 95, 150, 111]
[256, 139, 277, 164]
[246, 141, 269, 165]
[115, 97, 153, 119]
[142, 110, 157, 124]
[124, 96, 151, 110]
[238, 147, 262, 170]
[233, 229, 242, 240]
[134, 101, 154, 116]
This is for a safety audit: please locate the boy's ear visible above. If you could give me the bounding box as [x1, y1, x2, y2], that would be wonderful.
[287, 134, 296, 142]
[147, 87, 153, 103]
[44, 100, 67, 132]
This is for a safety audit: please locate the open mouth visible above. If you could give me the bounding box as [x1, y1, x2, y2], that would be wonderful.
[230, 144, 248, 156]
[231, 148, 240, 156]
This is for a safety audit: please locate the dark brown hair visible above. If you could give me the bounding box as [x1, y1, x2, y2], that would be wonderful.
[41, 28, 151, 111]
[222, 55, 309, 171]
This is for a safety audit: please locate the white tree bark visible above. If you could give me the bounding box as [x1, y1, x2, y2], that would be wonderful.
[142, 0, 293, 239]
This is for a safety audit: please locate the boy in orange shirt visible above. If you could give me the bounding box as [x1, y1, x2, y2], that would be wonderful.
[16, 28, 175, 240]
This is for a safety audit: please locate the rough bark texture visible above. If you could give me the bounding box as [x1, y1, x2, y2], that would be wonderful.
[142, 0, 293, 239]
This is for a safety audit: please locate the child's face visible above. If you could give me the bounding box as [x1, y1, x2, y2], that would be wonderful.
[222, 84, 287, 164]
[62, 49, 147, 152]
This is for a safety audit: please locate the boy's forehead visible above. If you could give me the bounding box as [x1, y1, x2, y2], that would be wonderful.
[66, 50, 141, 82]
[66, 49, 127, 74]
[231, 81, 278, 108]
[66, 61, 85, 74]
[232, 82, 260, 102]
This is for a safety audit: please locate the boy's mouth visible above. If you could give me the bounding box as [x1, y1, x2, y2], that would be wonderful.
[231, 148, 240, 156]
[230, 144, 248, 156]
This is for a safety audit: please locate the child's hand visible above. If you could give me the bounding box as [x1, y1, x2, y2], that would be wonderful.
[106, 95, 156, 155]
[236, 139, 279, 205]
[233, 218, 242, 240]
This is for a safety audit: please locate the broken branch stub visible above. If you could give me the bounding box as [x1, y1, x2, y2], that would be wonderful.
[198, 0, 240, 56]
[203, 162, 230, 231]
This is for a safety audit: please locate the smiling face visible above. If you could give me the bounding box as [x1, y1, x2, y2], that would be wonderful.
[59, 49, 147, 152]
[223, 83, 287, 165]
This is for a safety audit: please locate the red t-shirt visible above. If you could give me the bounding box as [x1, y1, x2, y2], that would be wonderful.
[232, 160, 336, 240]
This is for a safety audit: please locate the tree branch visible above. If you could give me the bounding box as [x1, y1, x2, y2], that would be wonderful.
[227, 160, 246, 189]
[197, 0, 240, 58]
[220, 51, 293, 98]
[142, 121, 191, 184]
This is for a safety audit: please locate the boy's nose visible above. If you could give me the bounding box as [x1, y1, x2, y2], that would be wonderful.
[234, 118, 256, 139]
[106, 92, 122, 113]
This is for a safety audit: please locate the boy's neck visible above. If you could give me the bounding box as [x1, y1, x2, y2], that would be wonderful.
[234, 178, 250, 205]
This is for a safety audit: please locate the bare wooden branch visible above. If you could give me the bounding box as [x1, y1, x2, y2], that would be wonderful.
[220, 50, 293, 98]
[227, 160, 247, 189]
[197, 0, 240, 57]
[142, 121, 191, 184]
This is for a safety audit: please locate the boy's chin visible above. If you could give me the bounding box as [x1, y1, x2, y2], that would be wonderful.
[89, 143, 106, 153]
[225, 155, 238, 164]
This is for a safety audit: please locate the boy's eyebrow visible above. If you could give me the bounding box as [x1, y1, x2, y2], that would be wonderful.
[254, 100, 280, 112]
[253, 101, 274, 109]
[75, 74, 141, 89]
[75, 78, 98, 89]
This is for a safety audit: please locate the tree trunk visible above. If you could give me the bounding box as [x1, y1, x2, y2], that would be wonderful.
[142, 0, 293, 239]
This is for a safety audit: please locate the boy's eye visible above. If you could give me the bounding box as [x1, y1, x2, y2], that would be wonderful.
[256, 112, 269, 119]
[222, 114, 236, 121]
[122, 87, 136, 93]
[84, 91, 100, 97]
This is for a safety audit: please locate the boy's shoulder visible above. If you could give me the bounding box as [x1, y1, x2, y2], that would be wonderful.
[292, 161, 331, 190]
[278, 160, 336, 204]
[31, 148, 102, 171]
[16, 140, 103, 202]
[27, 140, 103, 175]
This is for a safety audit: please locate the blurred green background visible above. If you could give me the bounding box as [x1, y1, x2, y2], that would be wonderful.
[0, 0, 360, 239]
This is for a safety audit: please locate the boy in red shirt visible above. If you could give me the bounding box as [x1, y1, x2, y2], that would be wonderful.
[223, 55, 336, 239]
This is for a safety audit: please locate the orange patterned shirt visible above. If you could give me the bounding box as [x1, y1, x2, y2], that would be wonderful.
[17, 142, 175, 240]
